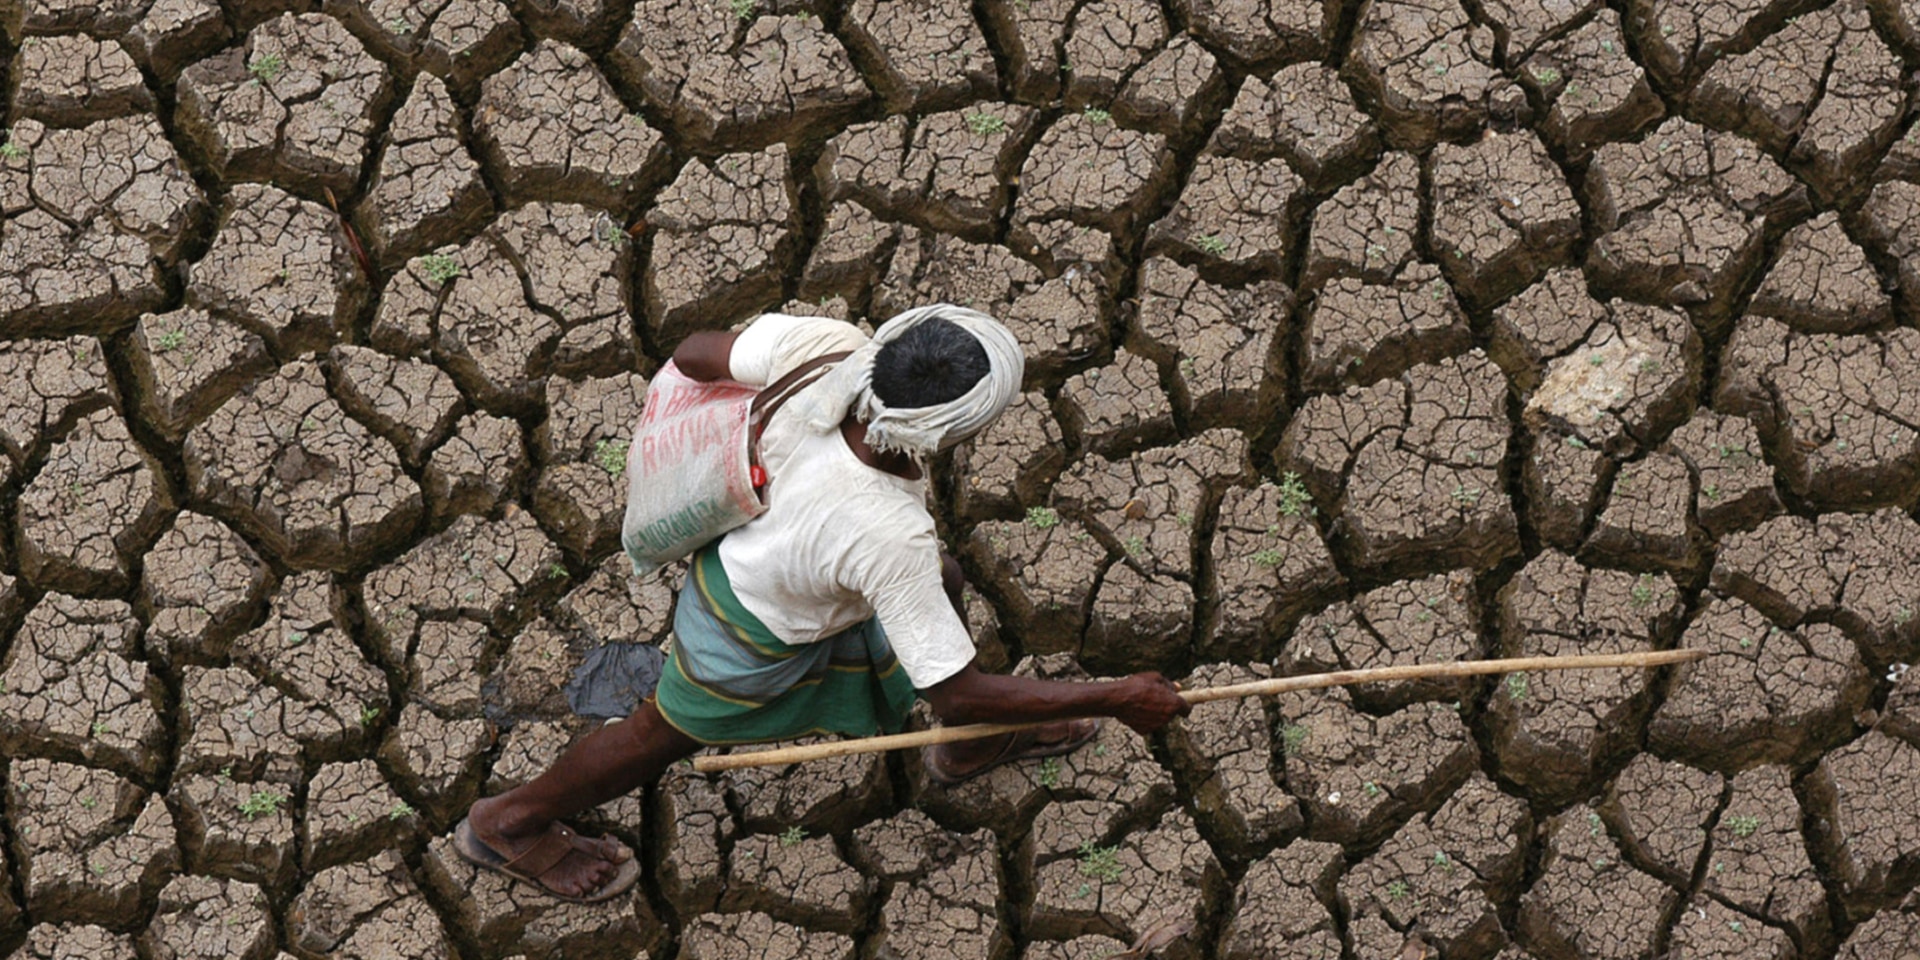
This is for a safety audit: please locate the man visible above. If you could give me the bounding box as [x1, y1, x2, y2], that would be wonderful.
[455, 305, 1190, 902]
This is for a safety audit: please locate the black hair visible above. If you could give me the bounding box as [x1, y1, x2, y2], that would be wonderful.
[869, 317, 990, 408]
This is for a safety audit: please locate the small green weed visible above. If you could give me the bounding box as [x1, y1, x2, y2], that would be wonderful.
[389, 801, 416, 820]
[1077, 841, 1124, 882]
[1363, 781, 1381, 798]
[963, 111, 1006, 135]
[1534, 66, 1561, 85]
[80, 795, 97, 810]
[1276, 472, 1312, 517]
[239, 790, 286, 820]
[420, 253, 461, 285]
[358, 705, 380, 727]
[1587, 811, 1604, 837]
[1451, 484, 1482, 507]
[90, 720, 108, 738]
[1123, 535, 1146, 556]
[1037, 756, 1061, 788]
[728, 0, 755, 18]
[1195, 234, 1229, 256]
[249, 52, 285, 83]
[1725, 815, 1761, 838]
[545, 561, 568, 580]
[1505, 672, 1529, 701]
[1386, 880, 1410, 900]
[155, 329, 188, 352]
[1280, 723, 1310, 756]
[0, 132, 23, 161]
[1565, 435, 1588, 449]
[1082, 107, 1112, 124]
[1026, 506, 1060, 529]
[595, 438, 630, 476]
[1630, 573, 1656, 607]
[779, 825, 806, 847]
[1252, 548, 1285, 568]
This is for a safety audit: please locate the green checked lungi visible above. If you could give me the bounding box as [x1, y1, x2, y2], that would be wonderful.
[653, 545, 918, 745]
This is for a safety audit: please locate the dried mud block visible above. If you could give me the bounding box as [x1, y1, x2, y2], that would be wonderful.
[1861, 168, 1920, 317]
[360, 73, 492, 267]
[424, 413, 528, 520]
[1108, 36, 1221, 135]
[1509, 7, 1665, 157]
[1596, 754, 1721, 885]
[1219, 840, 1341, 959]
[170, 775, 295, 889]
[1519, 808, 1677, 959]
[492, 618, 583, 719]
[722, 740, 892, 836]
[1882, 666, 1920, 747]
[645, 148, 797, 341]
[1652, 596, 1869, 769]
[720, 833, 869, 932]
[141, 874, 274, 960]
[186, 183, 363, 356]
[915, 657, 1176, 833]
[1301, 152, 1421, 289]
[1668, 896, 1793, 959]
[1176, 0, 1333, 67]
[952, 392, 1065, 520]
[1488, 268, 1604, 391]
[364, 510, 564, 656]
[655, 767, 736, 916]
[799, 201, 904, 303]
[1342, 774, 1530, 958]
[121, 0, 230, 80]
[9, 758, 178, 924]
[838, 0, 994, 111]
[1580, 452, 1704, 572]
[679, 911, 851, 960]
[379, 704, 492, 817]
[305, 760, 413, 872]
[1164, 663, 1302, 848]
[1029, 936, 1136, 960]
[1717, 320, 1920, 509]
[1345, 0, 1498, 147]
[611, 1, 867, 148]
[819, 107, 1033, 238]
[1027, 807, 1224, 954]
[1806, 730, 1920, 903]
[1290, 570, 1481, 709]
[323, 0, 520, 96]
[1277, 690, 1478, 847]
[1084, 560, 1193, 674]
[1131, 258, 1286, 429]
[1693, 0, 1903, 193]
[16, 408, 173, 595]
[128, 309, 273, 441]
[1524, 428, 1610, 551]
[184, 361, 420, 570]
[1522, 301, 1701, 456]
[1208, 489, 1342, 661]
[1049, 0, 1171, 110]
[407, 619, 489, 715]
[553, 554, 677, 646]
[475, 41, 664, 210]
[174, 13, 390, 194]
[8, 35, 151, 123]
[1430, 131, 1581, 304]
[422, 834, 651, 960]
[1585, 118, 1802, 311]
[1749, 213, 1890, 332]
[0, 338, 115, 485]
[1013, 113, 1174, 239]
[1208, 63, 1377, 191]
[1697, 765, 1828, 941]
[7, 925, 137, 960]
[853, 812, 1008, 959]
[467, 204, 636, 405]
[1280, 352, 1518, 575]
[0, 596, 165, 778]
[982, 0, 1077, 103]
[0, 116, 202, 335]
[1058, 349, 1175, 452]
[327, 345, 463, 468]
[1303, 266, 1471, 393]
[1626, 0, 1805, 91]
[532, 373, 646, 556]
[1056, 430, 1247, 579]
[1837, 894, 1920, 959]
[290, 851, 454, 960]
[968, 518, 1104, 659]
[1667, 411, 1779, 535]
[1146, 154, 1299, 274]
[140, 511, 271, 667]
[876, 227, 1110, 376]
[1487, 552, 1681, 805]
[1712, 510, 1920, 663]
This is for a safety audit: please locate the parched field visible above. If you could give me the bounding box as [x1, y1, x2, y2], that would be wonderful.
[2, 0, 1919, 957]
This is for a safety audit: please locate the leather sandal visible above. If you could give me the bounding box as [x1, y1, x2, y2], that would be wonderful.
[452, 817, 640, 904]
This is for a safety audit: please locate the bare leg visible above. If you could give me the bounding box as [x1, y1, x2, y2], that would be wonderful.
[467, 699, 700, 897]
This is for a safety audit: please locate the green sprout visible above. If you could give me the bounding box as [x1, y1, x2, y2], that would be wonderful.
[1363, 781, 1382, 798]
[1195, 234, 1230, 256]
[1252, 548, 1285, 568]
[1565, 435, 1589, 449]
[545, 561, 568, 580]
[728, 0, 755, 18]
[1123, 535, 1146, 556]
[0, 132, 25, 161]
[1276, 472, 1312, 517]
[1280, 723, 1310, 756]
[595, 438, 630, 477]
[90, 720, 108, 738]
[1082, 107, 1112, 125]
[1037, 756, 1061, 787]
[358, 705, 380, 727]
[419, 253, 461, 285]
[80, 795, 98, 810]
[1451, 484, 1482, 507]
[239, 790, 286, 820]
[963, 111, 1007, 135]
[1534, 66, 1562, 85]
[389, 801, 416, 820]
[248, 52, 285, 83]
[1505, 672, 1530, 701]
[1387, 879, 1410, 900]
[1025, 506, 1060, 529]
[1630, 573, 1656, 607]
[1076, 841, 1124, 882]
[1725, 815, 1761, 838]
[779, 825, 806, 847]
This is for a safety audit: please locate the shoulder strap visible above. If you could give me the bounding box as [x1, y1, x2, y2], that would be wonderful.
[749, 350, 853, 430]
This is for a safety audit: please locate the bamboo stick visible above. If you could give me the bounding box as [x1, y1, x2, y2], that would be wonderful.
[691, 649, 1706, 774]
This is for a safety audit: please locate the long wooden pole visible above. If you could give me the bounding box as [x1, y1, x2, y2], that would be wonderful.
[691, 649, 1706, 773]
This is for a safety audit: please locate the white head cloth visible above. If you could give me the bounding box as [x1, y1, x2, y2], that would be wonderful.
[789, 304, 1025, 457]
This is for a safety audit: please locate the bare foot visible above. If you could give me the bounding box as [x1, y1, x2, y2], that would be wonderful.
[466, 795, 630, 898]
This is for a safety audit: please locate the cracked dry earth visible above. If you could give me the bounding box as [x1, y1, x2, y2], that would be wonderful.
[4, 0, 1920, 957]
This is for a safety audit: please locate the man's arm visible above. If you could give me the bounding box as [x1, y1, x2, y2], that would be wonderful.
[673, 331, 738, 382]
[921, 664, 1189, 736]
